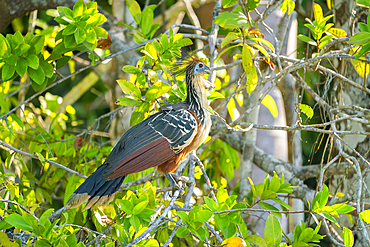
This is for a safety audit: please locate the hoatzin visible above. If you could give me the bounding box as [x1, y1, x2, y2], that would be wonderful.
[66, 55, 213, 210]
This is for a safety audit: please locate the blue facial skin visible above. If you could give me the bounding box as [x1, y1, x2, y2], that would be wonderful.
[194, 62, 211, 75]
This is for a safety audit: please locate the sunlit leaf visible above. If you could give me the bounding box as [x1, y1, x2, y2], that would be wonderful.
[342, 227, 354, 247]
[299, 103, 313, 119]
[313, 3, 323, 22]
[261, 94, 278, 118]
[350, 47, 370, 78]
[242, 45, 258, 94]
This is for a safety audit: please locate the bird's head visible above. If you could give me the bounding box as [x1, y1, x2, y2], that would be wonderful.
[193, 62, 211, 76]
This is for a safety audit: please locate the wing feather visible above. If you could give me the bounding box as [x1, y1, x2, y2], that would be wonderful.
[103, 108, 198, 180]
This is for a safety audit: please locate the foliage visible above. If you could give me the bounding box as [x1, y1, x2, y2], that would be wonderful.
[298, 3, 346, 54]
[0, 0, 369, 246]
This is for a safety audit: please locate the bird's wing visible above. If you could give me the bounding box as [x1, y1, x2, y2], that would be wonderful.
[149, 109, 198, 154]
[103, 109, 198, 180]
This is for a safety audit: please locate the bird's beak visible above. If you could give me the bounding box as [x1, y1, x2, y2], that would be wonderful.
[204, 65, 211, 74]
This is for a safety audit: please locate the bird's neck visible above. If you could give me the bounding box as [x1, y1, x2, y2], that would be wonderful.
[185, 74, 209, 124]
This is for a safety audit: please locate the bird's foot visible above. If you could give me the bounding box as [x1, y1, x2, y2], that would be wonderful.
[165, 174, 189, 191]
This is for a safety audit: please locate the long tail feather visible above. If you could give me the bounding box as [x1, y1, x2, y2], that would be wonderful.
[66, 164, 125, 210]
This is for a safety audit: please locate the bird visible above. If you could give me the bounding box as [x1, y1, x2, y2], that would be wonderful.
[66, 54, 213, 210]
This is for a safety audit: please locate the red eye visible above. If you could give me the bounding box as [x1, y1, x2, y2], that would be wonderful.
[199, 64, 203, 68]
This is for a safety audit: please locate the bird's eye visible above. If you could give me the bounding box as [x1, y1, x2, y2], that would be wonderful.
[199, 63, 203, 68]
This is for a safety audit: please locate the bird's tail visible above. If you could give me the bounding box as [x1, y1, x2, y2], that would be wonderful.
[66, 164, 125, 211]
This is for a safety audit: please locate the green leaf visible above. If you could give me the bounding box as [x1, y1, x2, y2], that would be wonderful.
[145, 82, 172, 101]
[356, 0, 370, 8]
[14, 43, 31, 56]
[64, 34, 77, 48]
[129, 215, 140, 232]
[66, 234, 77, 246]
[272, 198, 291, 211]
[264, 214, 282, 247]
[260, 190, 277, 200]
[141, 6, 154, 35]
[0, 35, 11, 58]
[194, 210, 213, 223]
[93, 26, 108, 38]
[331, 204, 355, 214]
[74, 28, 86, 44]
[130, 102, 149, 126]
[117, 80, 141, 98]
[246, 0, 260, 11]
[218, 218, 236, 239]
[215, 11, 249, 30]
[40, 59, 54, 78]
[85, 28, 97, 43]
[116, 96, 143, 107]
[58, 6, 74, 20]
[11, 31, 24, 48]
[348, 32, 370, 45]
[342, 227, 354, 247]
[25, 54, 39, 69]
[298, 228, 314, 242]
[28, 66, 45, 85]
[319, 35, 333, 49]
[221, 32, 239, 48]
[73, 0, 84, 17]
[5, 214, 33, 231]
[297, 34, 317, 46]
[56, 56, 71, 70]
[5, 54, 17, 66]
[294, 224, 302, 242]
[132, 201, 148, 215]
[62, 24, 77, 36]
[118, 200, 133, 214]
[299, 103, 313, 119]
[246, 235, 267, 247]
[223, 0, 238, 8]
[15, 58, 27, 76]
[176, 226, 190, 238]
[122, 65, 141, 74]
[207, 91, 225, 100]
[259, 202, 281, 218]
[242, 45, 258, 94]
[269, 174, 281, 192]
[204, 197, 219, 211]
[359, 209, 370, 224]
[91, 13, 107, 26]
[127, 0, 141, 24]
[2, 63, 15, 81]
[177, 211, 189, 223]
[30, 35, 45, 54]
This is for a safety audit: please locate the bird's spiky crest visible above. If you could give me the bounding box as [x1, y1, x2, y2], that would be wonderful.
[171, 51, 204, 77]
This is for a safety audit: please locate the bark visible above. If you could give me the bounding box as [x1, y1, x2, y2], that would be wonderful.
[0, 0, 76, 31]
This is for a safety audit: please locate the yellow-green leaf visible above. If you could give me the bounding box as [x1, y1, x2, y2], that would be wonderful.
[327, 28, 347, 38]
[227, 98, 240, 121]
[313, 3, 323, 22]
[350, 48, 370, 79]
[222, 237, 247, 247]
[342, 227, 354, 247]
[327, 0, 334, 9]
[145, 82, 171, 101]
[242, 45, 258, 94]
[249, 37, 275, 52]
[299, 103, 313, 119]
[359, 209, 370, 224]
[261, 94, 278, 118]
